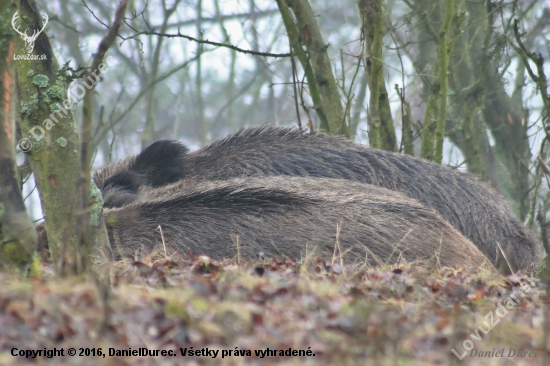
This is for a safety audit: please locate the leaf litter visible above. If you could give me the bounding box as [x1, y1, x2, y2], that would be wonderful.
[0, 251, 547, 365]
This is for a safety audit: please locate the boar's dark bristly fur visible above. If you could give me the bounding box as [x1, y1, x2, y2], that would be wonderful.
[105, 177, 491, 270]
[94, 126, 542, 271]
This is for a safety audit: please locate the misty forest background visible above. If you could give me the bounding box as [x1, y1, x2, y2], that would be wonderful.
[7, 0, 550, 255]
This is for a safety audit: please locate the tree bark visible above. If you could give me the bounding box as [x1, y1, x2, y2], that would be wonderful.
[358, 0, 396, 151]
[276, 0, 347, 136]
[0, 0, 37, 269]
[14, 0, 111, 273]
[420, 0, 454, 162]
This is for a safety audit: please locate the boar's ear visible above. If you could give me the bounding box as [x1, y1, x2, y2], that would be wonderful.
[134, 140, 190, 187]
[103, 171, 144, 193]
[102, 171, 145, 207]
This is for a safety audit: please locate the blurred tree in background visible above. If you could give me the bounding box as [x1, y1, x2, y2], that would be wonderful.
[9, 0, 550, 246]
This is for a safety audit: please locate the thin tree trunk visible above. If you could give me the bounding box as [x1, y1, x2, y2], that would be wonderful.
[433, 0, 454, 163]
[195, 0, 207, 144]
[141, 0, 181, 148]
[276, 0, 347, 136]
[358, 0, 396, 151]
[420, 0, 453, 162]
[78, 0, 127, 272]
[0, 0, 37, 269]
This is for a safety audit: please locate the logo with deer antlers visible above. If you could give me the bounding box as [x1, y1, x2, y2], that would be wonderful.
[11, 11, 48, 54]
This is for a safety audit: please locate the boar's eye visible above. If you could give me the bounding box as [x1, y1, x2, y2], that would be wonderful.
[102, 188, 139, 208]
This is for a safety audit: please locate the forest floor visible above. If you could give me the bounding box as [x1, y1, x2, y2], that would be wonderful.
[0, 252, 546, 365]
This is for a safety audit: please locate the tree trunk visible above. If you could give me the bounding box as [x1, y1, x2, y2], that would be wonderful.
[0, 0, 37, 269]
[358, 0, 397, 151]
[14, 0, 111, 273]
[276, 0, 347, 136]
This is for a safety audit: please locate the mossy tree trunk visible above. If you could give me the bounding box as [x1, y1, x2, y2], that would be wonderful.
[276, 0, 348, 137]
[420, 0, 454, 163]
[0, 0, 37, 269]
[449, 1, 530, 219]
[13, 0, 110, 274]
[406, 0, 530, 217]
[445, 1, 501, 189]
[358, 0, 396, 151]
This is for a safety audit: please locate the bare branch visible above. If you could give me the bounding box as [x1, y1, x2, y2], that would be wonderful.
[123, 29, 290, 58]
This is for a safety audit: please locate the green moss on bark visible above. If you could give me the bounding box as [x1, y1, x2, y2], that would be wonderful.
[13, 0, 110, 273]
